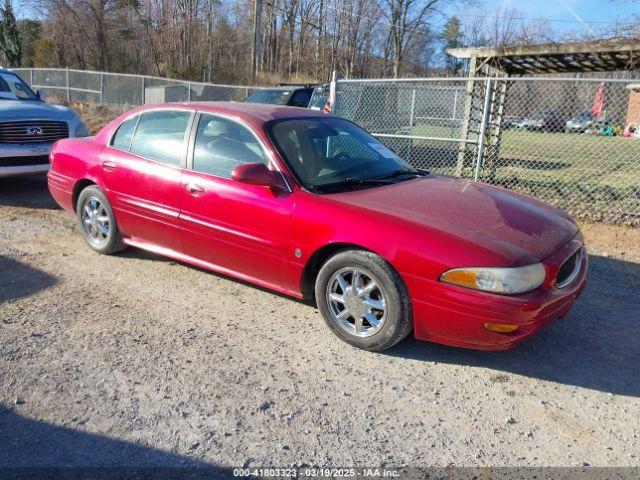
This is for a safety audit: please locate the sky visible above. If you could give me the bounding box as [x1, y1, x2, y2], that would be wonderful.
[453, 0, 637, 38]
[482, 0, 632, 23]
[12, 0, 639, 39]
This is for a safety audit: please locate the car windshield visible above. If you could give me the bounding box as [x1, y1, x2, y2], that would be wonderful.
[0, 72, 38, 101]
[267, 117, 422, 193]
[244, 89, 292, 105]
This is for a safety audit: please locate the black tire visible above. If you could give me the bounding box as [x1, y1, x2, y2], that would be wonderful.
[314, 250, 412, 351]
[76, 185, 126, 255]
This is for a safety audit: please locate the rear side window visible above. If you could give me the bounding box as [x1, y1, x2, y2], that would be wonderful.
[129, 110, 192, 166]
[111, 116, 138, 151]
[289, 89, 312, 107]
[244, 89, 291, 105]
[192, 114, 268, 178]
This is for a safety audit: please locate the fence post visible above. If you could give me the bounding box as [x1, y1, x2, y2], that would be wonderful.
[451, 89, 458, 138]
[188, 82, 191, 101]
[409, 89, 416, 127]
[30, 69, 33, 87]
[141, 77, 145, 105]
[100, 73, 104, 106]
[328, 70, 337, 113]
[406, 89, 417, 163]
[455, 54, 478, 177]
[474, 78, 494, 182]
[65, 67, 70, 103]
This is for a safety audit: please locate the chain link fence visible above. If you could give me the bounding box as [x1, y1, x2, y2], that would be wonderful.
[333, 78, 479, 177]
[11, 68, 262, 110]
[334, 77, 640, 226]
[10, 68, 640, 226]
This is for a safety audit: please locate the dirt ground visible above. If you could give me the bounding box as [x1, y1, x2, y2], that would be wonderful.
[1, 175, 639, 474]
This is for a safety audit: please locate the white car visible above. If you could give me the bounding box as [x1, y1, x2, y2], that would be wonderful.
[0, 67, 89, 177]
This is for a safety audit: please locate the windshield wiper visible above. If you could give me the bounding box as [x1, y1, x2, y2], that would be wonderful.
[312, 177, 393, 191]
[375, 168, 428, 180]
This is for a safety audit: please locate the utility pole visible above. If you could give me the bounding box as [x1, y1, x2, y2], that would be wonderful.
[251, 0, 263, 83]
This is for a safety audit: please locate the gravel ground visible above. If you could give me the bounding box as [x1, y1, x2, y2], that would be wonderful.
[1, 175, 639, 473]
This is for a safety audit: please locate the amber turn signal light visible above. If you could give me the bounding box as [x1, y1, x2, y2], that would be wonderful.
[483, 323, 519, 334]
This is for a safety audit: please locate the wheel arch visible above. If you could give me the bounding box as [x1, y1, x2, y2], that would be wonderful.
[300, 242, 375, 300]
[71, 179, 98, 213]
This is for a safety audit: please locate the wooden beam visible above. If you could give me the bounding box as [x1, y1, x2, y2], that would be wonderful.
[446, 38, 640, 61]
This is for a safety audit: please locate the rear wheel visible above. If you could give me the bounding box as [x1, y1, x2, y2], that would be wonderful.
[76, 185, 126, 255]
[315, 250, 412, 351]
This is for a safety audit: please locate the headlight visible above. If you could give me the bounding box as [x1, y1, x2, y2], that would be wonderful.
[440, 263, 546, 295]
[74, 122, 90, 137]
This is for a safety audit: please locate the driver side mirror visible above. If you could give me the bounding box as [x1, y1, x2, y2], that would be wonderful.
[231, 162, 287, 190]
[37, 89, 45, 101]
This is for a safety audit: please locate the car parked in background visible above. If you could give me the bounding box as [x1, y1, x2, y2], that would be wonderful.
[309, 84, 330, 111]
[244, 85, 315, 108]
[502, 115, 526, 130]
[565, 112, 593, 133]
[524, 110, 565, 132]
[48, 102, 586, 352]
[0, 68, 89, 177]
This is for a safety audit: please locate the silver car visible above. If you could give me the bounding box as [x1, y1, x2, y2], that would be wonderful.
[565, 112, 593, 133]
[0, 68, 88, 177]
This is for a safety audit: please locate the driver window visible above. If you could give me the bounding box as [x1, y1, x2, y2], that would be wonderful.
[192, 114, 269, 178]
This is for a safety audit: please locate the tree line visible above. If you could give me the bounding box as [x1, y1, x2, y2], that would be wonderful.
[1, 0, 638, 84]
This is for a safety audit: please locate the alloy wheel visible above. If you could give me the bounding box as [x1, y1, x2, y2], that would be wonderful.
[325, 267, 387, 337]
[80, 196, 110, 245]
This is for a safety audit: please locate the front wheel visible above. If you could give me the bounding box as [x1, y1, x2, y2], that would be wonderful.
[315, 250, 412, 351]
[76, 185, 126, 255]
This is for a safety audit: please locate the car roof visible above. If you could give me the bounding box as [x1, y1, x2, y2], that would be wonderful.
[255, 85, 311, 91]
[128, 101, 326, 120]
[192, 101, 324, 121]
[96, 101, 328, 143]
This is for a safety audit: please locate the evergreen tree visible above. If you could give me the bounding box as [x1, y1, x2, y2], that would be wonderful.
[18, 19, 42, 67]
[0, 0, 22, 67]
[441, 16, 462, 74]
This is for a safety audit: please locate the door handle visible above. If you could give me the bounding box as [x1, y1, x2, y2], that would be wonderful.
[185, 183, 205, 197]
[101, 160, 117, 172]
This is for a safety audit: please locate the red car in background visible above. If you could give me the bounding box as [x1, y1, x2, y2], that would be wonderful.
[48, 103, 587, 351]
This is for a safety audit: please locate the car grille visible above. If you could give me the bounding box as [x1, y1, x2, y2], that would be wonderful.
[0, 155, 50, 167]
[0, 120, 69, 144]
[556, 248, 582, 288]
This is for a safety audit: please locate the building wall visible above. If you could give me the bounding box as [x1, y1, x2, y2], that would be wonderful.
[627, 89, 640, 125]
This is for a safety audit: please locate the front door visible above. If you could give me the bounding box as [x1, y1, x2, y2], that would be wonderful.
[99, 109, 193, 252]
[179, 113, 295, 290]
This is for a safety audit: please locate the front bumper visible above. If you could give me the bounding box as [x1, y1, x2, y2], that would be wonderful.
[405, 237, 587, 350]
[0, 143, 53, 177]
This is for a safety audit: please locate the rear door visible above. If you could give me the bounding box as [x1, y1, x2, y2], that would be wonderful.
[179, 113, 296, 290]
[99, 109, 194, 252]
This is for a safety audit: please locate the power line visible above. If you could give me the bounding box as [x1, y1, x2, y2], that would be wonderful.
[458, 12, 639, 26]
[321, 2, 639, 29]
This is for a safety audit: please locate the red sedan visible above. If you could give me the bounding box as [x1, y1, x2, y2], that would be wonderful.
[48, 103, 587, 351]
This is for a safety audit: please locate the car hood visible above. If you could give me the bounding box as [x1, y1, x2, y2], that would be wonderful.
[326, 175, 578, 265]
[0, 100, 79, 122]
